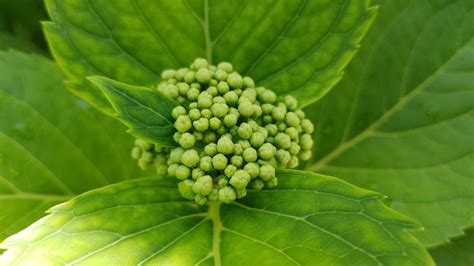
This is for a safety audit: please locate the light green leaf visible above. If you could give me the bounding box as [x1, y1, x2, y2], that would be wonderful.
[429, 228, 474, 266]
[0, 50, 141, 242]
[0, 170, 433, 265]
[88, 76, 178, 146]
[305, 0, 474, 247]
[43, 0, 376, 112]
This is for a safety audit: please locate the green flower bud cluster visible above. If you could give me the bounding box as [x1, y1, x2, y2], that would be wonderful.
[134, 58, 314, 205]
[131, 139, 170, 175]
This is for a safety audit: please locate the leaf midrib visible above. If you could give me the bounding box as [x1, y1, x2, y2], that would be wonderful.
[308, 39, 474, 172]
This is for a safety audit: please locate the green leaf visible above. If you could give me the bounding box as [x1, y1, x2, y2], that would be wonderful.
[429, 228, 474, 266]
[88, 76, 178, 146]
[304, 0, 474, 247]
[43, 0, 376, 112]
[0, 170, 433, 265]
[0, 50, 141, 242]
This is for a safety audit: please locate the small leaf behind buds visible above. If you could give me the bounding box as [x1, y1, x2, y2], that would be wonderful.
[88, 76, 178, 146]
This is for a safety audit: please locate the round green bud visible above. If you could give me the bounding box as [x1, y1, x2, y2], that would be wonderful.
[186, 88, 200, 101]
[200, 156, 213, 172]
[207, 86, 218, 96]
[217, 81, 230, 94]
[300, 134, 313, 150]
[191, 82, 202, 90]
[284, 127, 298, 141]
[213, 96, 226, 104]
[258, 143, 276, 160]
[176, 68, 187, 81]
[250, 132, 266, 148]
[229, 107, 240, 116]
[131, 146, 141, 160]
[284, 95, 298, 111]
[135, 139, 152, 150]
[215, 70, 228, 81]
[224, 164, 237, 178]
[211, 103, 229, 118]
[251, 179, 265, 191]
[196, 68, 212, 83]
[218, 177, 228, 188]
[275, 133, 291, 149]
[189, 102, 198, 109]
[260, 90, 276, 104]
[189, 109, 201, 121]
[285, 112, 300, 127]
[195, 129, 205, 141]
[217, 136, 234, 155]
[301, 119, 314, 134]
[219, 186, 236, 203]
[235, 188, 247, 199]
[275, 149, 291, 167]
[209, 79, 218, 86]
[253, 104, 262, 117]
[289, 142, 301, 155]
[141, 151, 154, 163]
[257, 127, 269, 138]
[194, 194, 208, 205]
[263, 115, 273, 124]
[178, 179, 196, 200]
[209, 188, 219, 201]
[156, 164, 168, 176]
[237, 123, 253, 139]
[193, 117, 209, 132]
[277, 122, 287, 132]
[248, 120, 259, 131]
[223, 114, 238, 127]
[204, 143, 218, 156]
[193, 58, 208, 69]
[181, 149, 200, 167]
[184, 71, 196, 83]
[230, 155, 243, 167]
[287, 156, 299, 168]
[172, 106, 187, 119]
[243, 147, 258, 162]
[295, 109, 305, 119]
[165, 84, 179, 98]
[295, 124, 303, 133]
[272, 106, 286, 121]
[175, 165, 191, 180]
[209, 117, 222, 130]
[177, 83, 190, 96]
[161, 69, 176, 80]
[238, 139, 251, 149]
[175, 115, 192, 133]
[197, 94, 213, 109]
[265, 124, 278, 136]
[193, 175, 213, 196]
[230, 170, 251, 189]
[223, 91, 238, 105]
[176, 96, 187, 104]
[233, 143, 243, 155]
[217, 62, 233, 73]
[167, 163, 179, 176]
[203, 131, 217, 144]
[179, 133, 195, 149]
[244, 163, 260, 179]
[259, 165, 275, 181]
[201, 109, 212, 119]
[298, 149, 312, 161]
[266, 178, 278, 188]
[192, 168, 205, 180]
[261, 103, 274, 115]
[217, 126, 227, 135]
[212, 153, 228, 170]
[243, 77, 255, 88]
[227, 73, 243, 89]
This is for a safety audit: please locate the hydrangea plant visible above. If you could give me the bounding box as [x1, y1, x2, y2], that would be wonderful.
[0, 0, 472, 265]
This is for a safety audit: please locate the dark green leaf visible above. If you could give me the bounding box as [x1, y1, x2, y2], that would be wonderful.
[305, 0, 474, 247]
[429, 228, 474, 266]
[88, 76, 178, 146]
[0, 170, 433, 265]
[43, 0, 376, 112]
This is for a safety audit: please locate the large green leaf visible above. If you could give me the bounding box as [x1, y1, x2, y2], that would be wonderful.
[0, 170, 433, 265]
[0, 50, 141, 242]
[429, 228, 474, 266]
[305, 0, 474, 247]
[43, 0, 376, 113]
[88, 76, 178, 146]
